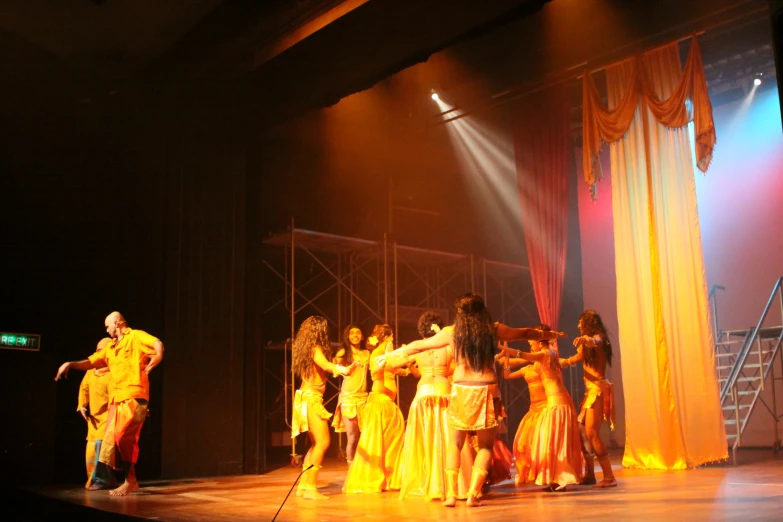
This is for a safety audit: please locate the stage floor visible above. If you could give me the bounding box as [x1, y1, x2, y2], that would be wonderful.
[26, 450, 783, 521]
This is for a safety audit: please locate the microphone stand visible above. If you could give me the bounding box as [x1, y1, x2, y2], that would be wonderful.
[271, 464, 314, 522]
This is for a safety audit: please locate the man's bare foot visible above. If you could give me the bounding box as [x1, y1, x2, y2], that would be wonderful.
[302, 489, 328, 500]
[442, 496, 456, 508]
[579, 476, 597, 486]
[109, 480, 139, 496]
[466, 493, 484, 507]
[594, 477, 617, 489]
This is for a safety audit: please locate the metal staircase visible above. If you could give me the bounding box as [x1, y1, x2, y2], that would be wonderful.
[716, 277, 783, 465]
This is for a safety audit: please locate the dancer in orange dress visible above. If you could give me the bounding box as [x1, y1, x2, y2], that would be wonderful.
[332, 325, 370, 464]
[498, 325, 582, 491]
[290, 316, 355, 500]
[561, 310, 617, 488]
[501, 341, 547, 485]
[379, 293, 565, 507]
[343, 324, 408, 494]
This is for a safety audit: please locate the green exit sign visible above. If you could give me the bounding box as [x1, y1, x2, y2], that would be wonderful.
[0, 332, 40, 351]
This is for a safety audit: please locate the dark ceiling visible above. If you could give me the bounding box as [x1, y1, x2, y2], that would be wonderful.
[0, 0, 552, 132]
[0, 0, 776, 135]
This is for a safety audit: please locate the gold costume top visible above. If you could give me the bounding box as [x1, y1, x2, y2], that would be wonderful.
[414, 346, 452, 396]
[371, 343, 399, 400]
[339, 348, 371, 395]
[521, 364, 547, 410]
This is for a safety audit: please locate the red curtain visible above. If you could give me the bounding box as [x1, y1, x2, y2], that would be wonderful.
[513, 86, 571, 329]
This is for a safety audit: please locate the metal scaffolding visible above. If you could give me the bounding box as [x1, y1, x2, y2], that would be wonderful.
[260, 225, 538, 465]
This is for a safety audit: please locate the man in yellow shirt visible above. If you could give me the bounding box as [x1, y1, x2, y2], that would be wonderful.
[56, 312, 164, 496]
[78, 337, 115, 490]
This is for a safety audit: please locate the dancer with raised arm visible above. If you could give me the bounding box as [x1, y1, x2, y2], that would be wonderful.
[343, 324, 408, 494]
[398, 311, 455, 501]
[561, 310, 617, 488]
[291, 316, 354, 500]
[497, 325, 582, 491]
[55, 312, 164, 496]
[378, 293, 564, 507]
[332, 325, 370, 464]
[501, 340, 546, 485]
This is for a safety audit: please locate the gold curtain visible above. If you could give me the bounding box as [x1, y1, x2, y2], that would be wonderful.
[583, 38, 728, 470]
[582, 36, 716, 199]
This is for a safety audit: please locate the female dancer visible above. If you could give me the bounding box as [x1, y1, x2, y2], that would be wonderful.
[498, 325, 582, 491]
[332, 325, 370, 464]
[501, 340, 547, 485]
[561, 310, 617, 488]
[343, 324, 407, 494]
[291, 316, 354, 500]
[379, 293, 564, 507]
[398, 311, 455, 500]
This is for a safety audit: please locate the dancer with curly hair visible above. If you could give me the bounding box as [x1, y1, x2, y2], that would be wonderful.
[291, 316, 354, 500]
[332, 325, 370, 464]
[561, 309, 617, 488]
[378, 293, 565, 507]
[397, 311, 457, 500]
[343, 324, 408, 494]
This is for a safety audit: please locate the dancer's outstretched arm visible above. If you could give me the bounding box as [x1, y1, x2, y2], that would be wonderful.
[496, 323, 566, 342]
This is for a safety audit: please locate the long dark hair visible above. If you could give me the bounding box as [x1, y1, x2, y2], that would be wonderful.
[452, 293, 496, 372]
[292, 316, 332, 379]
[579, 310, 613, 368]
[341, 324, 365, 365]
[417, 311, 444, 339]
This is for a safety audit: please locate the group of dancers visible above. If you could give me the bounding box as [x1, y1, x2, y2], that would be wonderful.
[291, 292, 616, 506]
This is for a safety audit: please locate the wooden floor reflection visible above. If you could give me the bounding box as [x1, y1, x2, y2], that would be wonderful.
[32, 449, 783, 521]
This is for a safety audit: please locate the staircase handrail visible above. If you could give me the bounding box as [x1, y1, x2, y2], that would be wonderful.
[721, 277, 783, 402]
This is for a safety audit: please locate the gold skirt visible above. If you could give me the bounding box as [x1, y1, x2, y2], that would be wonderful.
[291, 389, 331, 439]
[343, 392, 404, 494]
[578, 378, 615, 430]
[332, 391, 368, 433]
[512, 399, 547, 484]
[528, 392, 583, 486]
[398, 382, 454, 500]
[448, 383, 505, 431]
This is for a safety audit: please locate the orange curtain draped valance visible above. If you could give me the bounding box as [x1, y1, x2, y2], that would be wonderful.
[582, 36, 716, 198]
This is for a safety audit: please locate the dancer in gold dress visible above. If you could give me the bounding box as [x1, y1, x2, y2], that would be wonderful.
[291, 316, 354, 500]
[379, 294, 564, 507]
[343, 324, 408, 494]
[332, 325, 370, 464]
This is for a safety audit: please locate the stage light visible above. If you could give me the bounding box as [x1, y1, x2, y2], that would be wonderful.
[431, 92, 439, 101]
[753, 76, 762, 87]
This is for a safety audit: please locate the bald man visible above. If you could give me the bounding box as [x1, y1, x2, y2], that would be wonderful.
[56, 312, 164, 496]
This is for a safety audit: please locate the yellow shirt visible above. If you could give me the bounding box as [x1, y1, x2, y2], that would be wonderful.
[88, 328, 158, 403]
[77, 367, 114, 441]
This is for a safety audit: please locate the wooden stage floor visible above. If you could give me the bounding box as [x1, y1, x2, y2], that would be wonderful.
[24, 450, 783, 521]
